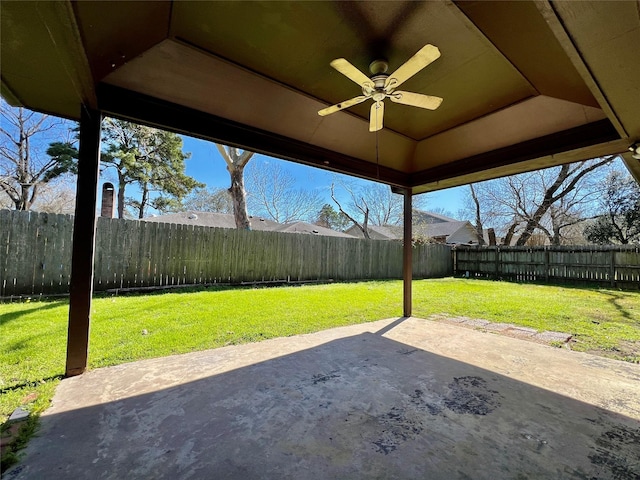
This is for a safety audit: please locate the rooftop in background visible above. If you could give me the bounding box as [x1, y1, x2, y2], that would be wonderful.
[346, 210, 480, 245]
[413, 210, 459, 224]
[142, 212, 354, 238]
[2, 1, 638, 192]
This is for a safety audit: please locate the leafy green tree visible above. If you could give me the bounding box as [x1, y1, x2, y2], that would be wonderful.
[101, 119, 202, 218]
[0, 102, 77, 210]
[584, 170, 640, 244]
[315, 204, 350, 231]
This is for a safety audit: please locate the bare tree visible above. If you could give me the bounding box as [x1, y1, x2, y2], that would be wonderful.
[31, 177, 77, 214]
[512, 159, 613, 245]
[331, 179, 429, 237]
[216, 144, 253, 229]
[331, 182, 371, 238]
[246, 160, 322, 223]
[463, 157, 615, 245]
[180, 186, 233, 214]
[363, 183, 402, 226]
[0, 102, 77, 210]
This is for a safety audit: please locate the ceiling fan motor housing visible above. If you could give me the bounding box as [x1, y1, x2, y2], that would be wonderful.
[369, 59, 389, 75]
[371, 74, 389, 89]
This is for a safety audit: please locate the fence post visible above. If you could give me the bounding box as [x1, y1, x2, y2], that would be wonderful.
[545, 247, 550, 282]
[610, 248, 615, 288]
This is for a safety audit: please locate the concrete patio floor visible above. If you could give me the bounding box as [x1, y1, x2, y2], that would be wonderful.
[6, 317, 640, 479]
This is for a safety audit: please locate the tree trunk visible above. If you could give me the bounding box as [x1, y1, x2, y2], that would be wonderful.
[229, 165, 250, 229]
[550, 210, 562, 245]
[469, 184, 485, 245]
[138, 184, 148, 219]
[361, 209, 370, 239]
[487, 228, 497, 246]
[503, 223, 518, 246]
[28, 183, 38, 210]
[117, 171, 126, 219]
[216, 144, 253, 230]
[515, 165, 570, 246]
[17, 185, 29, 210]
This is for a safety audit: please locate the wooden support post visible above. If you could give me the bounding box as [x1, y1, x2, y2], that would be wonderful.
[403, 188, 412, 317]
[65, 108, 102, 377]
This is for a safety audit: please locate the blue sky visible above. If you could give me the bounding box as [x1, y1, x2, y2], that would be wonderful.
[1, 99, 467, 219]
[179, 134, 468, 219]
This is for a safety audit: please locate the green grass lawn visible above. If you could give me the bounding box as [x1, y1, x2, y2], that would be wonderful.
[2, 278, 639, 466]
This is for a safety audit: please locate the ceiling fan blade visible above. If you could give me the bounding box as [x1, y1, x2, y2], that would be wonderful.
[389, 91, 443, 110]
[369, 101, 384, 132]
[330, 58, 373, 88]
[384, 44, 441, 90]
[318, 95, 369, 116]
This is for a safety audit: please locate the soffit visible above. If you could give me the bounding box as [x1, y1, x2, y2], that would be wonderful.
[1, 0, 637, 191]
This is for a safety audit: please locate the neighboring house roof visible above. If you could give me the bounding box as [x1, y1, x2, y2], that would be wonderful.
[345, 224, 403, 241]
[413, 210, 458, 224]
[421, 220, 469, 238]
[345, 216, 481, 245]
[142, 212, 353, 238]
[143, 212, 279, 230]
[273, 221, 354, 238]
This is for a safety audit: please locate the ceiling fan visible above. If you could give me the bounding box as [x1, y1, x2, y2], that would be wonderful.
[318, 44, 443, 132]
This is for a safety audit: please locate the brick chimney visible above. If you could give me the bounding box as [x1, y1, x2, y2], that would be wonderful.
[101, 183, 115, 218]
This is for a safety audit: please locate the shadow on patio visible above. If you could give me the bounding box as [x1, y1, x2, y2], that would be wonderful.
[6, 318, 640, 479]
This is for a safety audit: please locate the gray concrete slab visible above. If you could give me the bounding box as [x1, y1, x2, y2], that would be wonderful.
[6, 317, 640, 479]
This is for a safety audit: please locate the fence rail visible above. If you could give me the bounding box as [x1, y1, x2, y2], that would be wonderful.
[454, 245, 640, 289]
[0, 210, 452, 297]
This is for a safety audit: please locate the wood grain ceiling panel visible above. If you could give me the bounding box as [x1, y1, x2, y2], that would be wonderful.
[553, 1, 640, 139]
[456, 0, 598, 108]
[1, 1, 94, 117]
[169, 1, 535, 140]
[413, 96, 606, 171]
[2, 0, 635, 191]
[73, 1, 171, 83]
[103, 40, 415, 171]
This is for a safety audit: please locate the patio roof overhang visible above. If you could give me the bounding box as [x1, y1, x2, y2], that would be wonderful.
[2, 1, 639, 189]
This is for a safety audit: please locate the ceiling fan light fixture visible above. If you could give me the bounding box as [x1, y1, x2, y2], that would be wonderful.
[628, 142, 640, 160]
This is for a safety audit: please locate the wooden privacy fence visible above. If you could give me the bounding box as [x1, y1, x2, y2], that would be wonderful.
[454, 245, 640, 289]
[0, 210, 452, 297]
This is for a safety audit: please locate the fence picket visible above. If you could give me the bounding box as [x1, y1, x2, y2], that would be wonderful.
[1, 209, 457, 296]
[455, 245, 639, 289]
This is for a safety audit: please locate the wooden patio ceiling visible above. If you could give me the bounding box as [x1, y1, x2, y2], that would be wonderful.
[2, 1, 639, 191]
